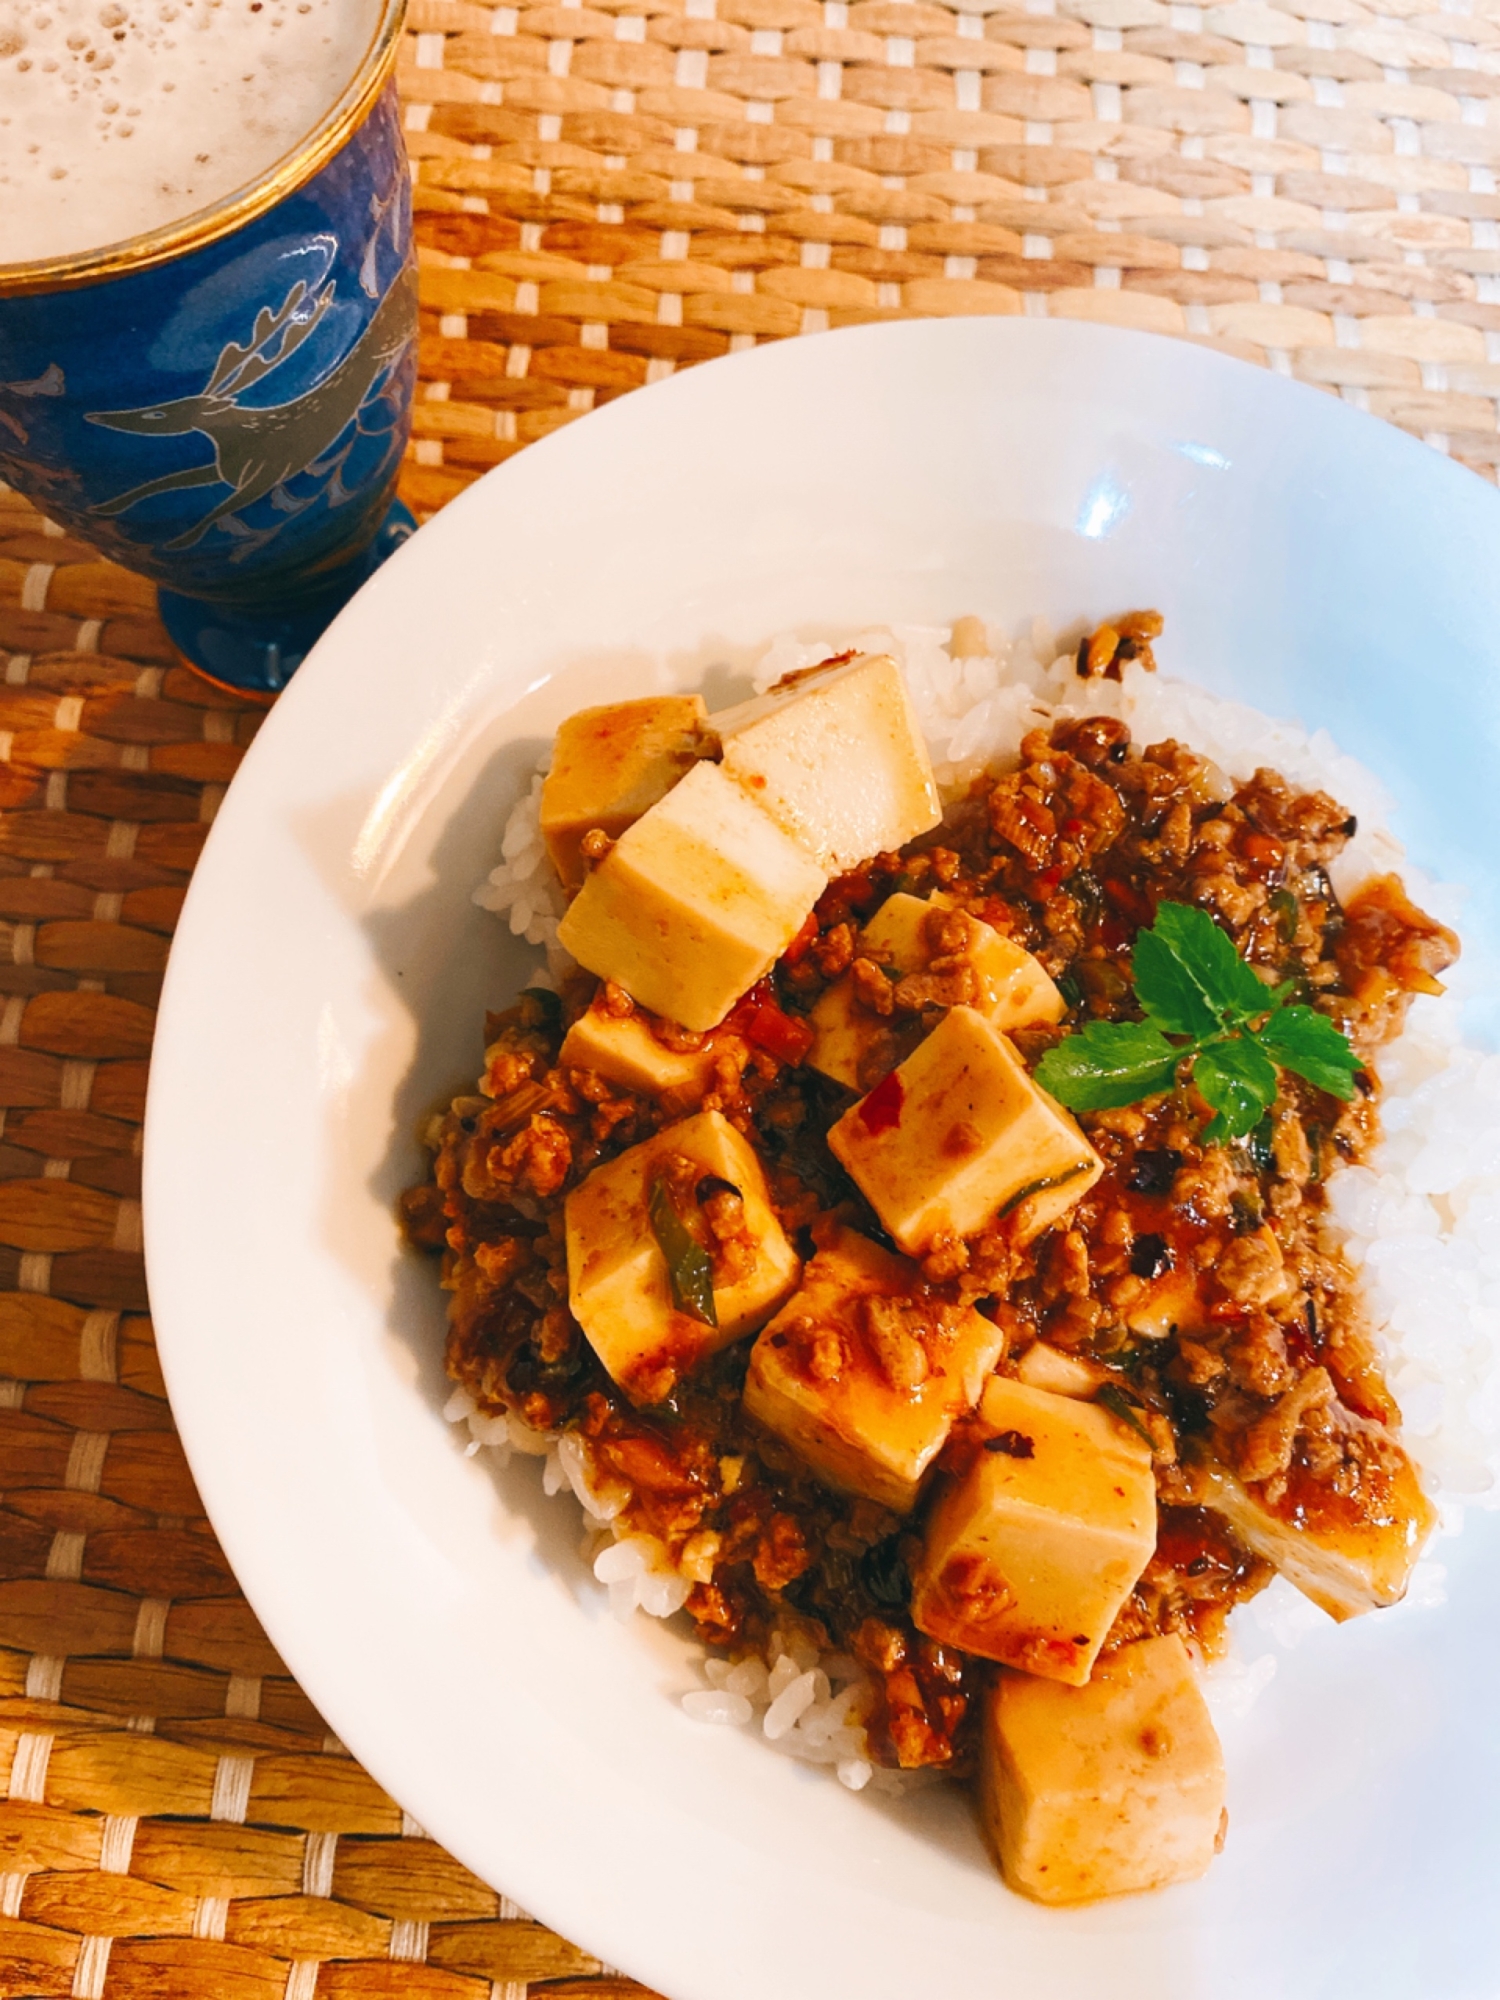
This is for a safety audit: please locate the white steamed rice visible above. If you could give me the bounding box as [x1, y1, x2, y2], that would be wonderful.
[458, 617, 1498, 1773]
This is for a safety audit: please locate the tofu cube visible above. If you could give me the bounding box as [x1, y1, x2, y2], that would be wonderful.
[826, 1007, 1102, 1254]
[565, 1109, 800, 1405]
[559, 1001, 719, 1098]
[810, 894, 1064, 1090]
[1014, 1342, 1106, 1400]
[1191, 1442, 1435, 1622]
[540, 695, 712, 891]
[910, 1375, 1156, 1685]
[743, 1228, 1006, 1513]
[712, 654, 941, 875]
[557, 761, 826, 1033]
[980, 1634, 1227, 1905]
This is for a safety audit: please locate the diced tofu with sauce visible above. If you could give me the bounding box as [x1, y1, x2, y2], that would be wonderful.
[743, 1227, 1006, 1513]
[809, 894, 1064, 1091]
[565, 1109, 800, 1405]
[1123, 1261, 1208, 1341]
[557, 761, 826, 1033]
[826, 1006, 1102, 1254]
[1015, 1342, 1107, 1399]
[910, 1375, 1156, 1685]
[1191, 1444, 1436, 1622]
[559, 1000, 719, 1098]
[712, 654, 941, 875]
[539, 694, 713, 891]
[981, 1634, 1227, 1904]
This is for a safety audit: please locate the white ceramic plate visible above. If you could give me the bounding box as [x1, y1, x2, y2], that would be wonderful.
[145, 319, 1500, 2000]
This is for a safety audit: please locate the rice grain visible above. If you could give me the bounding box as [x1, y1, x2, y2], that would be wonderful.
[457, 613, 1498, 1778]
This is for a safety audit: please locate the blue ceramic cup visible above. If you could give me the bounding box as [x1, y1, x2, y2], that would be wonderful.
[0, 0, 415, 694]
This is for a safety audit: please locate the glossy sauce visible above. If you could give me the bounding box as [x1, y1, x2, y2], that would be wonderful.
[413, 714, 1455, 1768]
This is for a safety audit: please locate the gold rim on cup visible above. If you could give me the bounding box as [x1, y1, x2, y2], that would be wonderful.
[0, 0, 409, 299]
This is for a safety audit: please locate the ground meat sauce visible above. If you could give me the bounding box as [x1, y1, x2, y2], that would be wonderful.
[402, 715, 1457, 1776]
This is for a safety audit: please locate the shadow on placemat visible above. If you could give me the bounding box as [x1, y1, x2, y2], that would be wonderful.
[0, 483, 661, 1999]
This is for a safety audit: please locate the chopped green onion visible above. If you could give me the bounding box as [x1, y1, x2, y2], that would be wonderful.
[996, 1160, 1096, 1221]
[1096, 1383, 1156, 1452]
[648, 1177, 718, 1328]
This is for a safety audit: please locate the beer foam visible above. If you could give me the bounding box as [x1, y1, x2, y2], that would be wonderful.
[0, 0, 377, 266]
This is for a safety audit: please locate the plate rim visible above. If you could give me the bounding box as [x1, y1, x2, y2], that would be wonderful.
[143, 314, 1500, 2000]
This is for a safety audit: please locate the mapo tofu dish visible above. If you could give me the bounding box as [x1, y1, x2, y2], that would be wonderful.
[402, 630, 1457, 1906]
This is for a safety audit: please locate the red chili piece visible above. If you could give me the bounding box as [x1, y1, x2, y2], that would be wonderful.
[859, 1069, 905, 1135]
[1102, 875, 1153, 925]
[724, 975, 777, 1034]
[745, 1002, 814, 1066]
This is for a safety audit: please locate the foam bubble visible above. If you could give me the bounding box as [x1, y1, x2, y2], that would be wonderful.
[0, 0, 377, 264]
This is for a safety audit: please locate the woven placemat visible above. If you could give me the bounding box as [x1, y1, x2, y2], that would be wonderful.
[3, 1, 1497, 1993]
[399, 0, 1500, 504]
[0, 498, 655, 1998]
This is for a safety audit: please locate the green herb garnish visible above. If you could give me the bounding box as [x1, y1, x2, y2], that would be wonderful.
[647, 1176, 718, 1328]
[1244, 1111, 1276, 1174]
[1031, 1019, 1182, 1111]
[1270, 886, 1300, 947]
[1095, 1383, 1158, 1452]
[1035, 900, 1362, 1144]
[996, 1160, 1098, 1220]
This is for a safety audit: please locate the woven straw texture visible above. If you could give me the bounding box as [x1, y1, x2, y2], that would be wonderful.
[1, 0, 1496, 1992]
[400, 0, 1500, 498]
[0, 498, 661, 1998]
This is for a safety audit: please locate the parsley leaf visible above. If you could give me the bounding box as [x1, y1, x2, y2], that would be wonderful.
[1034, 897, 1364, 1146]
[1254, 1004, 1362, 1100]
[1135, 901, 1271, 1029]
[1129, 923, 1221, 1040]
[1195, 1035, 1279, 1143]
[1034, 1021, 1181, 1110]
